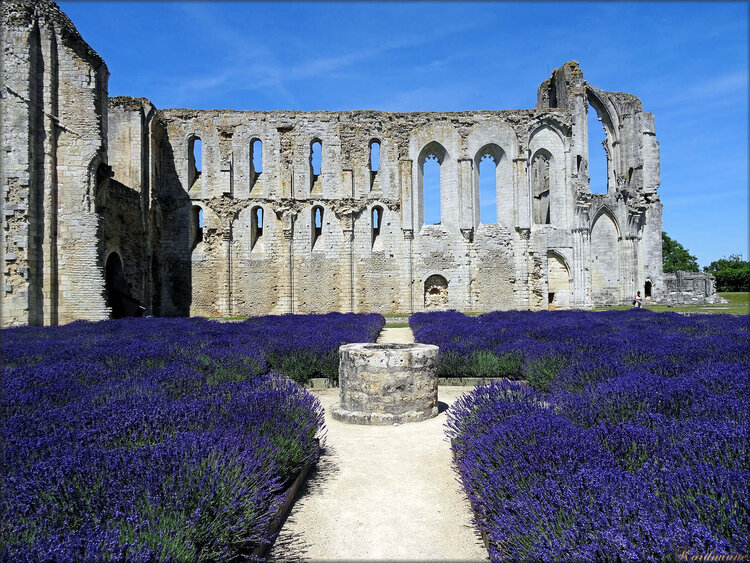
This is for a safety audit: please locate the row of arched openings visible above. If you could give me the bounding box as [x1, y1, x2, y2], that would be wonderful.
[187, 106, 609, 202]
[420, 143, 504, 226]
[188, 136, 382, 193]
[189, 204, 385, 252]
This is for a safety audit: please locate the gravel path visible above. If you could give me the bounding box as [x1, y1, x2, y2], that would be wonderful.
[269, 387, 488, 561]
[376, 326, 416, 344]
[270, 326, 487, 560]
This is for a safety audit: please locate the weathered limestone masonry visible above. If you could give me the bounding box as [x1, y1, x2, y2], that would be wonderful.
[1, 1, 720, 327]
[1, 0, 112, 326]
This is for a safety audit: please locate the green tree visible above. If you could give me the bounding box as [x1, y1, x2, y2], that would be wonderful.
[662, 232, 699, 273]
[704, 254, 750, 292]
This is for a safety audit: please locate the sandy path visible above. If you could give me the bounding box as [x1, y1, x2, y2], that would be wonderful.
[269, 386, 488, 561]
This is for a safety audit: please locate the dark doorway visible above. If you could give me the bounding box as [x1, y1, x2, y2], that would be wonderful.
[645, 280, 652, 299]
[105, 252, 143, 318]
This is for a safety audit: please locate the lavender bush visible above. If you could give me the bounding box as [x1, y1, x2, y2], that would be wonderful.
[1, 313, 383, 560]
[436, 310, 749, 561]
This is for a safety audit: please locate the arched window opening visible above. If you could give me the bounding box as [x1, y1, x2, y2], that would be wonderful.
[191, 205, 203, 249]
[479, 153, 498, 224]
[369, 140, 381, 189]
[250, 139, 262, 192]
[644, 279, 652, 299]
[423, 154, 441, 225]
[587, 102, 608, 194]
[370, 140, 380, 172]
[193, 138, 202, 172]
[310, 140, 322, 192]
[311, 206, 323, 249]
[189, 136, 202, 188]
[251, 139, 263, 174]
[371, 206, 383, 249]
[532, 153, 551, 225]
[251, 206, 263, 250]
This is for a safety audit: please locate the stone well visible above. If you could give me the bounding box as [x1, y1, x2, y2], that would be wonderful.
[331, 343, 439, 425]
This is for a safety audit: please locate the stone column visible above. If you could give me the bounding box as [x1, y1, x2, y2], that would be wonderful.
[399, 159, 413, 231]
[403, 229, 414, 313]
[216, 224, 232, 317]
[281, 215, 295, 314]
[514, 156, 529, 229]
[458, 158, 474, 231]
[42, 28, 59, 325]
[572, 227, 592, 307]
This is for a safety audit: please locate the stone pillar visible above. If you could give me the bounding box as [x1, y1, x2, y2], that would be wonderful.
[216, 224, 232, 316]
[399, 159, 413, 232]
[572, 227, 592, 307]
[458, 157, 474, 231]
[403, 229, 414, 313]
[514, 156, 529, 229]
[338, 210, 355, 313]
[41, 28, 59, 325]
[513, 228, 531, 307]
[280, 215, 295, 314]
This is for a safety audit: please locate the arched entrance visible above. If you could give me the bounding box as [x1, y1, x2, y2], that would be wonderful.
[547, 252, 571, 309]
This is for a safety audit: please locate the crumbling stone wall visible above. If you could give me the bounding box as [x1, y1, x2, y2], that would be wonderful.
[1, 1, 721, 327]
[2, 0, 109, 326]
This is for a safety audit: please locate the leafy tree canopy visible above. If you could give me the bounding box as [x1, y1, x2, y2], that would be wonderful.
[662, 231, 699, 273]
[704, 253, 750, 292]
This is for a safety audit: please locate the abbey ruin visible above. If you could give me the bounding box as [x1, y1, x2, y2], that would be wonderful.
[1, 0, 721, 327]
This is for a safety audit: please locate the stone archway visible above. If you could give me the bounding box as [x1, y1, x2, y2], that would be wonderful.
[547, 252, 571, 309]
[424, 275, 448, 309]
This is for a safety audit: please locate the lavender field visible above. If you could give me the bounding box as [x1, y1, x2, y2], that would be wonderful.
[1, 313, 383, 560]
[413, 310, 750, 560]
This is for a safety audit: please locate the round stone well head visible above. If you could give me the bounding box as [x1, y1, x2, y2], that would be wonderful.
[331, 342, 439, 425]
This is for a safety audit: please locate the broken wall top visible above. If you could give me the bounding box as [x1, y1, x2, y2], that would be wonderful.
[2, 0, 107, 72]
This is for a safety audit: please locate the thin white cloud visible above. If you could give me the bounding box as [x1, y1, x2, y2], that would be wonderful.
[169, 4, 485, 106]
[658, 70, 748, 106]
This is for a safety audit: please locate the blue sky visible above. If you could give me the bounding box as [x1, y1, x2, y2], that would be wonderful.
[59, 1, 748, 268]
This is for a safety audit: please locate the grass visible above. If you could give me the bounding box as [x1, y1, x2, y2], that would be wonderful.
[594, 292, 749, 315]
[206, 294, 749, 322]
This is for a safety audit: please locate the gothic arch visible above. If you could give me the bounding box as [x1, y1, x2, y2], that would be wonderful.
[473, 143, 505, 225]
[585, 86, 618, 194]
[585, 86, 619, 142]
[530, 148, 553, 225]
[417, 141, 450, 229]
[528, 120, 569, 148]
[590, 209, 622, 303]
[591, 206, 621, 239]
[528, 124, 567, 226]
[546, 250, 571, 309]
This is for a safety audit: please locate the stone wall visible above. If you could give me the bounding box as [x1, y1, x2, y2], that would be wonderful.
[2, 0, 109, 327]
[1, 1, 722, 327]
